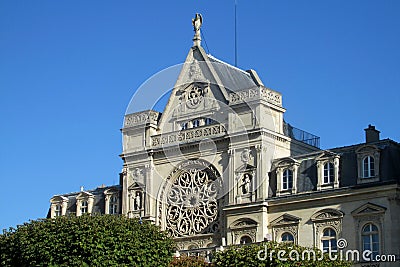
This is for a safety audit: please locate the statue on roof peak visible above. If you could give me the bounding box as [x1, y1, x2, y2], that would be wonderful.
[192, 13, 202, 46]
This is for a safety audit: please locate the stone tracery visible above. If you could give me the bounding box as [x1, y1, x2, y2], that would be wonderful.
[165, 164, 220, 237]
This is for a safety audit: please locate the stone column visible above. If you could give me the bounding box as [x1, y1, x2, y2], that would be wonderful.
[292, 164, 299, 194]
[76, 200, 82, 216]
[104, 195, 110, 215]
[255, 145, 268, 201]
[227, 148, 235, 204]
[121, 166, 129, 215]
[61, 200, 68, 216]
[334, 157, 340, 188]
[145, 162, 154, 219]
[276, 167, 282, 197]
[316, 161, 323, 191]
[88, 196, 94, 214]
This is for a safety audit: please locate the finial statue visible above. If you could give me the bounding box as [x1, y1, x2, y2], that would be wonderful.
[192, 13, 202, 46]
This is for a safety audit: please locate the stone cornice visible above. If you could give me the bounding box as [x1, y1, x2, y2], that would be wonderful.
[267, 183, 399, 207]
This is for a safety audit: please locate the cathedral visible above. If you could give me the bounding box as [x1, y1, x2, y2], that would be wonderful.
[49, 14, 400, 265]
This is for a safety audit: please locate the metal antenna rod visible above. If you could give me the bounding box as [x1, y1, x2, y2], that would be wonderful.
[234, 0, 238, 67]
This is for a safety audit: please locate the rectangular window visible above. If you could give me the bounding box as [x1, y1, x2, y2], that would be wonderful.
[55, 204, 61, 217]
[81, 200, 88, 214]
[109, 195, 118, 214]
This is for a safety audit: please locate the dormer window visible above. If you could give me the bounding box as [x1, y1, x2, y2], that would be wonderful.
[323, 162, 334, 184]
[316, 152, 339, 190]
[356, 145, 380, 184]
[275, 158, 299, 196]
[54, 204, 62, 217]
[104, 187, 120, 215]
[76, 191, 94, 216]
[81, 200, 88, 214]
[109, 195, 118, 214]
[50, 195, 68, 218]
[362, 156, 375, 178]
[282, 169, 293, 190]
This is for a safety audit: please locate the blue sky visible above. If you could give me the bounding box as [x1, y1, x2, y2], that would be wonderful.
[1, 1, 399, 230]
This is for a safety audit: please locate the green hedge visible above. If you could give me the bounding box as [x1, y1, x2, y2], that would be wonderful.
[0, 215, 173, 267]
[212, 242, 352, 267]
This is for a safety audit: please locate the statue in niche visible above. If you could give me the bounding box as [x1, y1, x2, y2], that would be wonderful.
[241, 173, 252, 194]
[134, 192, 142, 210]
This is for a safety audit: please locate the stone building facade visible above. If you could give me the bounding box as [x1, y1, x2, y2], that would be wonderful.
[49, 14, 400, 266]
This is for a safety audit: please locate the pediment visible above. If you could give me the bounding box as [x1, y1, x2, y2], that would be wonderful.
[274, 157, 299, 168]
[311, 208, 344, 222]
[355, 145, 379, 154]
[128, 181, 145, 190]
[230, 218, 258, 229]
[270, 214, 301, 226]
[315, 150, 339, 161]
[50, 195, 68, 203]
[104, 186, 120, 195]
[158, 46, 230, 130]
[351, 203, 386, 217]
[236, 164, 256, 173]
[76, 191, 94, 199]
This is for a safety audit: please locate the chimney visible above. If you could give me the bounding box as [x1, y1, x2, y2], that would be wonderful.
[364, 124, 380, 143]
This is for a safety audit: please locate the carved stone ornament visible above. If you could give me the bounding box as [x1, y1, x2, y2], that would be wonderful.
[233, 229, 257, 244]
[164, 163, 221, 237]
[240, 149, 252, 163]
[186, 85, 205, 109]
[188, 59, 206, 81]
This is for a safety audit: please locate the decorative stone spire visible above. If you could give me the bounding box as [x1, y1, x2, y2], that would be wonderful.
[192, 13, 202, 46]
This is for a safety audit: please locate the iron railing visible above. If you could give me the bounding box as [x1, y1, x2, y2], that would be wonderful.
[283, 123, 320, 148]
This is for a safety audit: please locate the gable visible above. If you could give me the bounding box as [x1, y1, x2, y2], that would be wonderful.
[351, 202, 386, 217]
[270, 214, 301, 226]
[76, 191, 94, 199]
[157, 45, 260, 134]
[230, 218, 258, 229]
[311, 208, 344, 222]
[315, 150, 339, 161]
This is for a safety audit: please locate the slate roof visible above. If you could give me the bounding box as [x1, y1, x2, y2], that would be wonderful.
[208, 55, 258, 92]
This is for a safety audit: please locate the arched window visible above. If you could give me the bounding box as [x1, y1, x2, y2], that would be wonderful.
[362, 223, 379, 259]
[362, 156, 375, 178]
[282, 169, 293, 190]
[205, 118, 214, 125]
[323, 162, 334, 184]
[321, 228, 337, 252]
[81, 200, 88, 214]
[281, 232, 294, 242]
[109, 195, 118, 214]
[54, 204, 61, 217]
[192, 119, 200, 128]
[181, 122, 188, 130]
[240, 235, 252, 244]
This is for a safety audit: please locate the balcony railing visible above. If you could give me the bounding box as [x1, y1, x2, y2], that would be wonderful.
[283, 123, 320, 148]
[151, 124, 226, 147]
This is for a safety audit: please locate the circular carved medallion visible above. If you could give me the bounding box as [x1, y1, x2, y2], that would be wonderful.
[165, 167, 219, 237]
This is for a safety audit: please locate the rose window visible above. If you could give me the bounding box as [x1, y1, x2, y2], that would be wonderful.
[166, 167, 219, 237]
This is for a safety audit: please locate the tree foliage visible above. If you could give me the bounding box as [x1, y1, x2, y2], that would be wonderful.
[169, 255, 211, 267]
[0, 215, 173, 267]
[212, 242, 352, 267]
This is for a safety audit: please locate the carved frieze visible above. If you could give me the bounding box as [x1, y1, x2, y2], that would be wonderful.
[151, 124, 226, 147]
[229, 87, 282, 106]
[124, 110, 160, 128]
